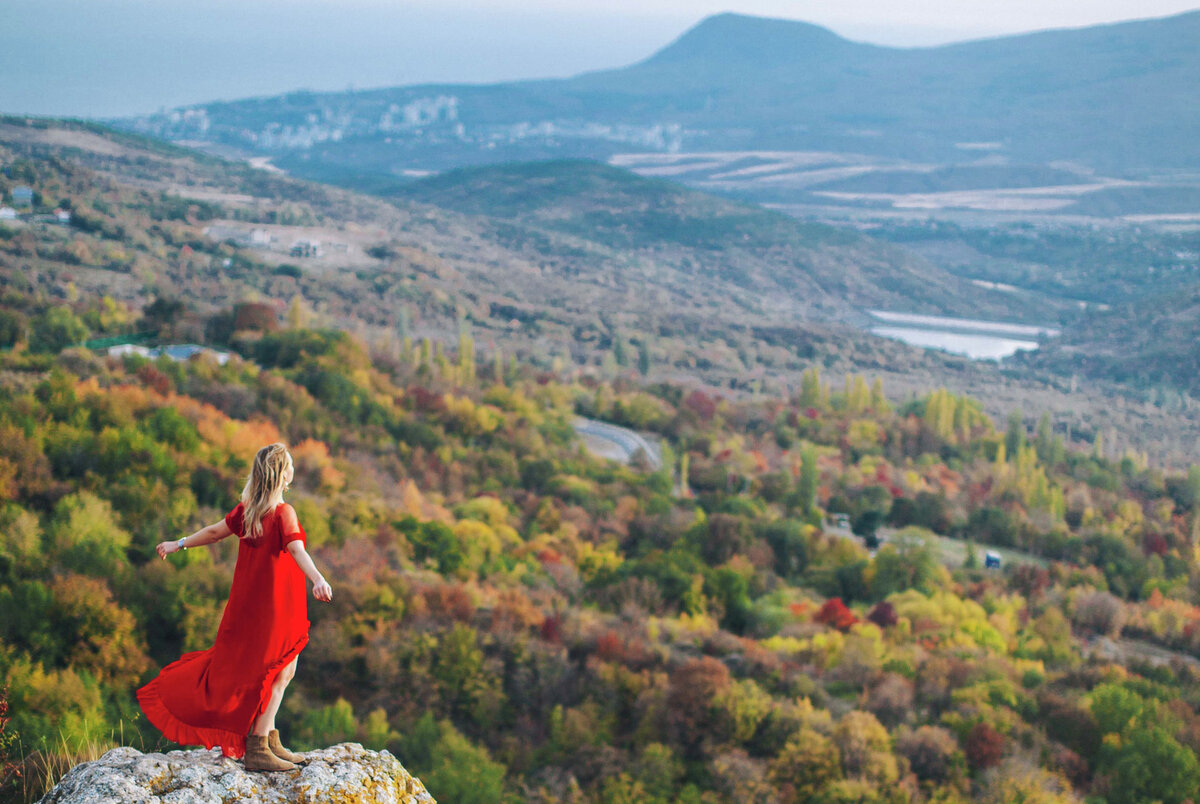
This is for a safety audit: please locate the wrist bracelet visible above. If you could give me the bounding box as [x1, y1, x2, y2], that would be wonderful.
[178, 537, 187, 551]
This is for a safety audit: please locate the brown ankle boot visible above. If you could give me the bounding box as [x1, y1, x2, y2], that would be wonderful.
[268, 729, 307, 764]
[243, 734, 296, 772]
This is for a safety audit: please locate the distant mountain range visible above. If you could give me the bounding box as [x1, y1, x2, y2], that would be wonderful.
[114, 12, 1200, 218]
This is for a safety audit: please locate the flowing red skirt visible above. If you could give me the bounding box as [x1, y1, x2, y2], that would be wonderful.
[138, 503, 310, 759]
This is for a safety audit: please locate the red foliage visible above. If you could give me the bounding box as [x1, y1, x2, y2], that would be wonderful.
[0, 686, 19, 785]
[595, 630, 624, 661]
[137, 364, 172, 395]
[1052, 747, 1089, 789]
[815, 598, 858, 632]
[540, 613, 562, 644]
[1143, 531, 1169, 557]
[867, 601, 899, 629]
[232, 301, 280, 332]
[422, 584, 475, 623]
[667, 657, 732, 751]
[406, 385, 446, 413]
[683, 390, 718, 421]
[536, 547, 563, 565]
[965, 722, 1005, 771]
[804, 407, 819, 419]
[1009, 565, 1051, 600]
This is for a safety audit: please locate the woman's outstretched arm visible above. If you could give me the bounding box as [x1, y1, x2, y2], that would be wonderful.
[156, 520, 234, 559]
[280, 503, 333, 602]
[286, 540, 333, 602]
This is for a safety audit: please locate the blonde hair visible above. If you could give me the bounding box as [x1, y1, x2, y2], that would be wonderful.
[240, 443, 292, 540]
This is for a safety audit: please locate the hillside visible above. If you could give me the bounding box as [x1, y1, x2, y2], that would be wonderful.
[116, 12, 1200, 218]
[5, 310, 1200, 803]
[9, 115, 1200, 803]
[392, 159, 1015, 321]
[3, 117, 1199, 465]
[1016, 285, 1200, 397]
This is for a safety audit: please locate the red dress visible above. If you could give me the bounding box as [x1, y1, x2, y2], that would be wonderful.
[138, 502, 310, 758]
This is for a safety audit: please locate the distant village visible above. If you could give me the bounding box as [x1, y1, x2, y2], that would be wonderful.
[0, 184, 71, 226]
[203, 222, 363, 262]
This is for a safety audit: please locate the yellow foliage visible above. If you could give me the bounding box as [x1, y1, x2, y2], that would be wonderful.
[292, 437, 346, 492]
[847, 418, 881, 450]
[762, 636, 807, 655]
[443, 393, 502, 435]
[664, 611, 719, 640]
[1113, 499, 1144, 534]
[195, 415, 282, 463]
[456, 496, 512, 528]
[576, 540, 623, 584]
[482, 385, 540, 418]
[809, 630, 846, 670]
[452, 519, 503, 568]
[400, 480, 453, 524]
[890, 589, 1006, 652]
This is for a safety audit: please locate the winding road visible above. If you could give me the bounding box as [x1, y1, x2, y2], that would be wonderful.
[573, 417, 662, 471]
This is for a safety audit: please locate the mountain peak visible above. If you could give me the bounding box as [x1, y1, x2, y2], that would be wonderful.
[641, 12, 856, 67]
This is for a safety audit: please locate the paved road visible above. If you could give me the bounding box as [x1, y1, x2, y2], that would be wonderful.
[573, 417, 662, 471]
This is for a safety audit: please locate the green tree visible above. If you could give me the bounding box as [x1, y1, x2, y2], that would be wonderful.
[48, 491, 132, 577]
[872, 527, 940, 598]
[613, 332, 628, 367]
[298, 697, 358, 747]
[706, 566, 752, 634]
[769, 729, 843, 802]
[800, 367, 827, 408]
[29, 306, 89, 353]
[422, 719, 507, 804]
[760, 519, 809, 578]
[795, 444, 819, 516]
[637, 340, 651, 376]
[1106, 727, 1200, 804]
[1005, 410, 1025, 457]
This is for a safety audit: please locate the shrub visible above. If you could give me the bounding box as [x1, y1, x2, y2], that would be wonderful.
[896, 725, 963, 783]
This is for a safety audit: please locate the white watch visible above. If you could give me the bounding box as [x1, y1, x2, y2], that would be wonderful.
[178, 537, 187, 550]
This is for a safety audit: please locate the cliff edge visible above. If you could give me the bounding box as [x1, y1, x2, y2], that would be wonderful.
[37, 742, 435, 804]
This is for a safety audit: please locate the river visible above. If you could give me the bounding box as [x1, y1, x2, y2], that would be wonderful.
[866, 310, 1060, 360]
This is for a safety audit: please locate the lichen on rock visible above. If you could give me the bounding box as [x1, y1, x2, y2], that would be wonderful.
[38, 742, 435, 804]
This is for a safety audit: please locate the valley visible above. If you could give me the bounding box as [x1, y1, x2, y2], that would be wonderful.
[5, 8, 1200, 800]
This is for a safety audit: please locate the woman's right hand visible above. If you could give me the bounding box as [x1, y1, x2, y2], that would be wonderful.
[156, 540, 181, 560]
[312, 578, 333, 602]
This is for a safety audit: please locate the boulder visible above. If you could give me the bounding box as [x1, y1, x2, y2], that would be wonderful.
[38, 742, 435, 804]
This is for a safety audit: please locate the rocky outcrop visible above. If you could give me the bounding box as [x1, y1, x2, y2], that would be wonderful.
[38, 742, 435, 804]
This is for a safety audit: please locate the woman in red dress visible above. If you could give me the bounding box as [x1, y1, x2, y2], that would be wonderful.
[138, 443, 334, 771]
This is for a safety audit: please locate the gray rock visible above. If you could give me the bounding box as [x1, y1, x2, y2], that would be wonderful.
[38, 742, 435, 804]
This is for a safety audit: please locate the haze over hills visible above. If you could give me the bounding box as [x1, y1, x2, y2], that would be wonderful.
[117, 11, 1200, 219]
[8, 117, 1198, 457]
[0, 119, 1003, 361]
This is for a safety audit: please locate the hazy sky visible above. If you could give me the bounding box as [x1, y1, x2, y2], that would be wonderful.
[2, 0, 1197, 118]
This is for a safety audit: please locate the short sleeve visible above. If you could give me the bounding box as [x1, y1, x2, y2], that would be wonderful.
[224, 503, 245, 537]
[279, 503, 305, 550]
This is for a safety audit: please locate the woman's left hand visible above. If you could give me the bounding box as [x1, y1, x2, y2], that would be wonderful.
[312, 579, 333, 602]
[156, 540, 181, 560]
